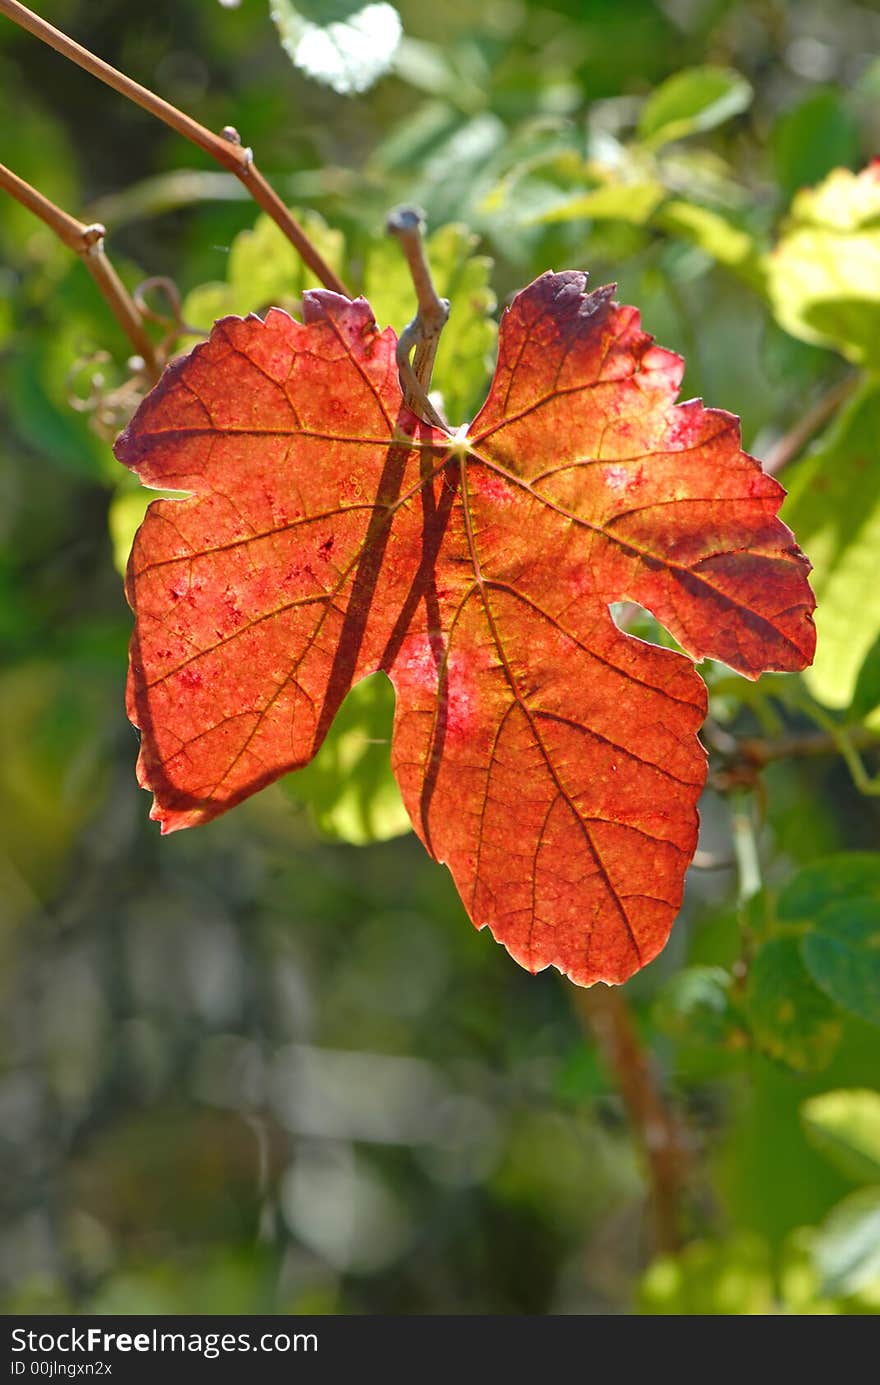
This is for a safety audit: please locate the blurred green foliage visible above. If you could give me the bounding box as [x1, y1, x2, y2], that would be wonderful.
[1, 0, 879, 1316]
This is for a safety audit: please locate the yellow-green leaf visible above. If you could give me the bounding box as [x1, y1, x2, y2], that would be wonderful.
[182, 209, 345, 330]
[656, 201, 766, 289]
[281, 674, 411, 845]
[768, 162, 880, 365]
[782, 382, 880, 713]
[802, 1090, 880, 1184]
[638, 66, 752, 148]
[639, 1234, 774, 1315]
[746, 937, 842, 1073]
[534, 181, 665, 227]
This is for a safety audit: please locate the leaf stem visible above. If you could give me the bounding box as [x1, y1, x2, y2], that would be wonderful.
[571, 983, 692, 1253]
[0, 159, 161, 382]
[709, 722, 880, 793]
[763, 372, 859, 475]
[730, 794, 762, 902]
[0, 0, 348, 297]
[793, 705, 880, 796]
[386, 205, 450, 429]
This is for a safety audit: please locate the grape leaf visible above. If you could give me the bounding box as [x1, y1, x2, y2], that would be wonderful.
[782, 382, 880, 715]
[182, 209, 345, 328]
[777, 853, 880, 1028]
[814, 1188, 880, 1298]
[174, 213, 496, 845]
[115, 271, 815, 986]
[282, 672, 410, 843]
[801, 901, 880, 1029]
[639, 1234, 774, 1315]
[802, 1089, 880, 1184]
[270, 0, 402, 96]
[745, 936, 842, 1073]
[637, 66, 753, 147]
[768, 161, 880, 366]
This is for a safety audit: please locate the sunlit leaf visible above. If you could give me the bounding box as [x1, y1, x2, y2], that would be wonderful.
[115, 274, 813, 984]
[270, 0, 402, 96]
[814, 1188, 880, 1298]
[768, 162, 880, 365]
[182, 209, 345, 329]
[656, 201, 765, 289]
[802, 1089, 880, 1184]
[534, 181, 665, 226]
[281, 673, 410, 843]
[109, 487, 186, 577]
[782, 382, 880, 714]
[850, 634, 880, 723]
[639, 1234, 774, 1314]
[637, 67, 753, 148]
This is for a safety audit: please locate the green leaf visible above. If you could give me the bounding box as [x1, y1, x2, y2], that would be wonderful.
[745, 937, 842, 1072]
[801, 900, 880, 1029]
[108, 490, 154, 578]
[639, 1234, 774, 1315]
[184, 212, 494, 425]
[778, 853, 880, 921]
[0, 661, 112, 893]
[768, 162, 880, 366]
[851, 634, 880, 723]
[108, 487, 187, 577]
[778, 1226, 880, 1313]
[814, 1187, 880, 1297]
[637, 67, 753, 147]
[364, 223, 496, 423]
[782, 383, 880, 713]
[390, 37, 486, 113]
[653, 966, 740, 1047]
[774, 855, 880, 1028]
[655, 201, 765, 289]
[534, 181, 665, 227]
[802, 1090, 880, 1184]
[7, 320, 113, 482]
[771, 88, 861, 202]
[281, 673, 411, 844]
[270, 0, 402, 95]
[182, 209, 346, 329]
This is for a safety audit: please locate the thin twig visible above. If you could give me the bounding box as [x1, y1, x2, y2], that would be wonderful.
[387, 205, 450, 429]
[763, 373, 859, 476]
[571, 983, 691, 1253]
[740, 724, 880, 766]
[0, 160, 161, 382]
[709, 724, 880, 794]
[0, 0, 348, 297]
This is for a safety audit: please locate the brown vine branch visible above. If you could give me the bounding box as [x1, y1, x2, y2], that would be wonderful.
[387, 206, 450, 430]
[763, 372, 859, 475]
[737, 725, 880, 766]
[571, 983, 691, 1253]
[0, 0, 348, 298]
[709, 724, 880, 793]
[0, 160, 161, 382]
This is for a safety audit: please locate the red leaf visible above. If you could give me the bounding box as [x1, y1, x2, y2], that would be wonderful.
[116, 272, 815, 986]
